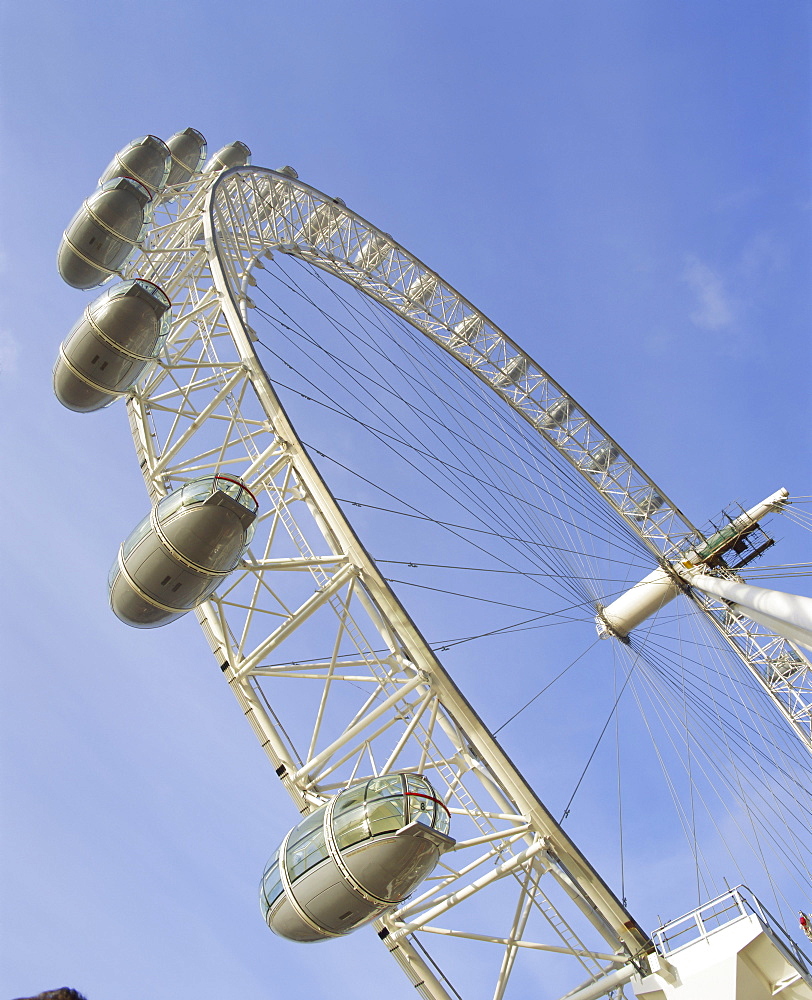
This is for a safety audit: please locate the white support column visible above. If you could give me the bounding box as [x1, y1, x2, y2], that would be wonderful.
[390, 840, 546, 938]
[598, 488, 790, 639]
[597, 567, 682, 638]
[558, 962, 638, 1000]
[682, 573, 812, 652]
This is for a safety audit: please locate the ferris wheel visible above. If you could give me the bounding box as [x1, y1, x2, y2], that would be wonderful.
[54, 131, 812, 1000]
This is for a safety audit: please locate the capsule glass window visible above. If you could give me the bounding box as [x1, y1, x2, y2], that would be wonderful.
[92, 177, 154, 238]
[406, 775, 451, 834]
[330, 774, 450, 848]
[366, 795, 407, 837]
[405, 775, 432, 795]
[285, 804, 329, 882]
[156, 489, 187, 521]
[334, 781, 367, 816]
[260, 849, 284, 919]
[365, 775, 404, 799]
[333, 801, 370, 851]
[118, 512, 154, 562]
[180, 478, 217, 508]
[159, 475, 258, 516]
[333, 775, 405, 848]
[409, 795, 435, 827]
[213, 474, 259, 514]
[88, 279, 172, 358]
[363, 774, 407, 836]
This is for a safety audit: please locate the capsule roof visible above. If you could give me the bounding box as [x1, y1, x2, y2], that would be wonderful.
[54, 280, 172, 413]
[99, 135, 171, 194]
[154, 474, 258, 533]
[203, 141, 252, 173]
[167, 474, 258, 514]
[260, 773, 453, 941]
[165, 128, 207, 185]
[109, 474, 259, 628]
[57, 176, 153, 289]
[106, 277, 171, 312]
[85, 278, 173, 353]
[96, 174, 152, 206]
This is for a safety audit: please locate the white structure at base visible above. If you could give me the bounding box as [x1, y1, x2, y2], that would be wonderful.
[632, 888, 812, 1000]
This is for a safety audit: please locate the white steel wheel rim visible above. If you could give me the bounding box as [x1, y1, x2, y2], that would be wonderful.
[114, 164, 812, 1000]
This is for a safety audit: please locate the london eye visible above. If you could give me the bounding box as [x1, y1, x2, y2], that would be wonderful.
[50, 131, 812, 1000]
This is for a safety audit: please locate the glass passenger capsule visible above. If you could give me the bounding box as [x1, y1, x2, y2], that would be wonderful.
[99, 135, 171, 195]
[628, 488, 665, 522]
[450, 312, 484, 346]
[494, 355, 529, 388]
[203, 141, 251, 173]
[352, 233, 391, 274]
[539, 396, 572, 429]
[57, 177, 152, 289]
[583, 440, 620, 474]
[53, 280, 171, 412]
[165, 128, 207, 186]
[260, 773, 454, 942]
[109, 475, 258, 628]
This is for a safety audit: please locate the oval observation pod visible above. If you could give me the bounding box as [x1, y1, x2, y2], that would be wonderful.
[165, 128, 207, 186]
[539, 396, 572, 430]
[629, 488, 665, 522]
[203, 141, 251, 173]
[583, 440, 619, 474]
[99, 135, 171, 195]
[109, 475, 258, 628]
[57, 177, 152, 289]
[494, 355, 528, 389]
[260, 773, 454, 942]
[53, 280, 171, 412]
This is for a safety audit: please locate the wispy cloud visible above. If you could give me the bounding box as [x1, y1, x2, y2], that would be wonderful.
[0, 329, 20, 374]
[683, 255, 734, 331]
[740, 231, 785, 280]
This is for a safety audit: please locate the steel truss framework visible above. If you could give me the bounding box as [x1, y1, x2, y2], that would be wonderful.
[116, 165, 810, 999]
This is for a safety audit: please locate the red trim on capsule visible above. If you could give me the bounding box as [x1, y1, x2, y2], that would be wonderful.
[133, 277, 170, 298]
[214, 474, 259, 509]
[99, 174, 153, 201]
[405, 792, 451, 821]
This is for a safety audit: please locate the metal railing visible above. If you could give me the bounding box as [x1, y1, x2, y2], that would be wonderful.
[652, 886, 810, 974]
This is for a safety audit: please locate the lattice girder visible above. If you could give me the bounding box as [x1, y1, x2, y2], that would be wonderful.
[218, 168, 812, 761]
[117, 167, 656, 999]
[113, 164, 806, 999]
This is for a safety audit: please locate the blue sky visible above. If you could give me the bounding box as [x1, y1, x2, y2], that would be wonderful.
[1, 3, 810, 999]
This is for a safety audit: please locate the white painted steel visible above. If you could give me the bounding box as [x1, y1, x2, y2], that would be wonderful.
[596, 483, 812, 750]
[634, 888, 812, 1000]
[683, 574, 812, 652]
[561, 963, 638, 1000]
[599, 489, 793, 639]
[113, 163, 812, 998]
[597, 568, 682, 638]
[119, 164, 655, 1000]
